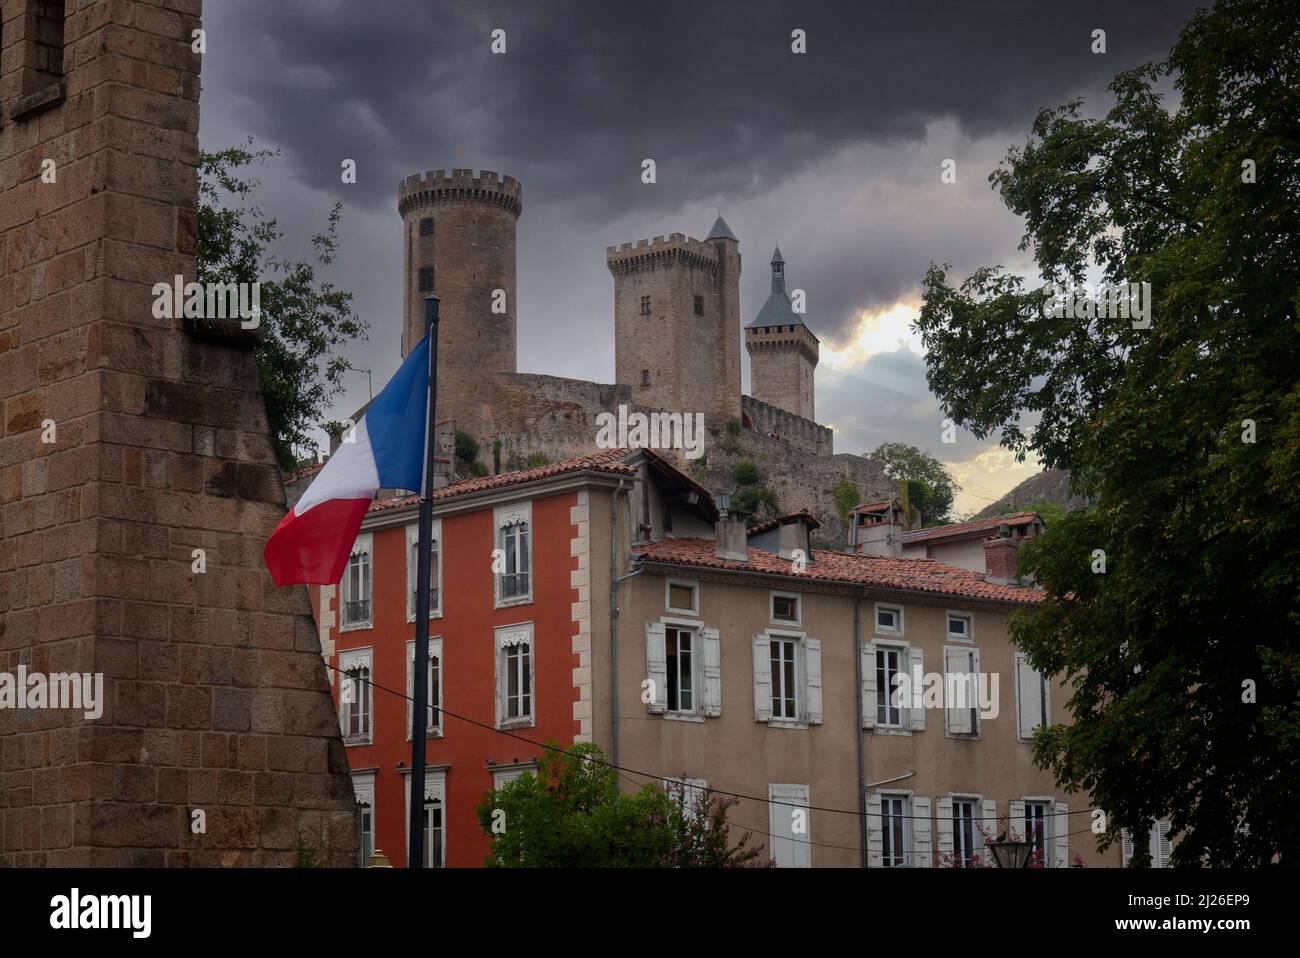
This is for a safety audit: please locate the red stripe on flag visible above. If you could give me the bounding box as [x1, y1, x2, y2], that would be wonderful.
[263, 498, 372, 586]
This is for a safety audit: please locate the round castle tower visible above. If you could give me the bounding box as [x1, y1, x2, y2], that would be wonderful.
[397, 169, 523, 436]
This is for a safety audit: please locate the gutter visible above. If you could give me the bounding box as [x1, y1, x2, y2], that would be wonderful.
[609, 478, 640, 769]
[853, 591, 868, 868]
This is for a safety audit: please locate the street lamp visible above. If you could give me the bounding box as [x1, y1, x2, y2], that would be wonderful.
[989, 832, 1034, 868]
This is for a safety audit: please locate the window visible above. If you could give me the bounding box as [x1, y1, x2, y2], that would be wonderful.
[769, 637, 798, 720]
[496, 624, 534, 727]
[492, 763, 537, 790]
[880, 795, 909, 867]
[352, 773, 374, 866]
[340, 536, 372, 629]
[665, 777, 708, 821]
[495, 504, 531, 604]
[875, 604, 901, 633]
[419, 217, 434, 235]
[875, 646, 903, 727]
[768, 784, 811, 867]
[404, 770, 446, 868]
[1122, 820, 1172, 868]
[406, 522, 442, 619]
[952, 799, 978, 866]
[339, 649, 372, 745]
[640, 294, 651, 315]
[406, 638, 442, 738]
[666, 579, 697, 614]
[1015, 652, 1050, 741]
[665, 626, 694, 713]
[944, 645, 981, 736]
[1024, 801, 1048, 865]
[693, 294, 704, 316]
[947, 612, 972, 642]
[753, 632, 822, 725]
[771, 592, 799, 624]
[641, 368, 650, 385]
[418, 266, 436, 292]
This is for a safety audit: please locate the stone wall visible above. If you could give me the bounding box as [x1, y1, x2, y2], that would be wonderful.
[0, 0, 357, 866]
[742, 395, 832, 457]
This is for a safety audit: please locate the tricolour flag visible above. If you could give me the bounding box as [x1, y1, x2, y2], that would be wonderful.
[264, 335, 430, 586]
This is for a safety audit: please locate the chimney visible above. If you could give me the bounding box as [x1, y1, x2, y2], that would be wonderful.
[777, 514, 814, 563]
[983, 526, 1021, 584]
[714, 494, 748, 562]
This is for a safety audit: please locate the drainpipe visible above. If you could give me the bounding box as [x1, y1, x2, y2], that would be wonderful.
[854, 591, 868, 867]
[609, 478, 640, 770]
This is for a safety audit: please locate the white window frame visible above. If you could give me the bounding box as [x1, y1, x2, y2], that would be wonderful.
[664, 777, 709, 821]
[492, 762, 537, 791]
[878, 791, 912, 868]
[406, 637, 443, 740]
[946, 610, 973, 643]
[339, 647, 373, 746]
[339, 533, 373, 631]
[1014, 651, 1051, 742]
[943, 643, 982, 739]
[494, 502, 533, 609]
[402, 767, 447, 868]
[664, 621, 699, 716]
[405, 520, 443, 621]
[352, 772, 375, 866]
[768, 632, 802, 724]
[1022, 797, 1051, 866]
[950, 795, 980, 867]
[874, 602, 903, 635]
[495, 622, 535, 729]
[768, 783, 811, 868]
[665, 578, 699, 615]
[874, 641, 907, 730]
[769, 590, 801, 626]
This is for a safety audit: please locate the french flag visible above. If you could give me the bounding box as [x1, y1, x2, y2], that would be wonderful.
[264, 334, 431, 586]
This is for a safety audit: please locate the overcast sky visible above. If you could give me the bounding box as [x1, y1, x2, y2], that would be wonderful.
[198, 0, 1203, 515]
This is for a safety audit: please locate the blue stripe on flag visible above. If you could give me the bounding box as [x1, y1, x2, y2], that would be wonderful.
[365, 334, 429, 492]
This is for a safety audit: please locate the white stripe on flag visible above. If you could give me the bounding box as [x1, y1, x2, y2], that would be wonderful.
[294, 417, 381, 515]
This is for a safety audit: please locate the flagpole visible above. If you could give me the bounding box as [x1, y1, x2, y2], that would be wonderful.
[408, 294, 439, 868]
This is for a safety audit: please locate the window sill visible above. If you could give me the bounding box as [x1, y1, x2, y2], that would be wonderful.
[339, 621, 373, 633]
[874, 726, 912, 737]
[7, 81, 65, 123]
[494, 595, 533, 610]
[344, 736, 373, 747]
[945, 732, 982, 741]
[664, 713, 705, 723]
[498, 717, 534, 731]
[406, 611, 443, 623]
[766, 720, 809, 731]
[406, 729, 443, 741]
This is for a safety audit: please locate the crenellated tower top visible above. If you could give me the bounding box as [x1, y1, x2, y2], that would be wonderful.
[398, 168, 523, 218]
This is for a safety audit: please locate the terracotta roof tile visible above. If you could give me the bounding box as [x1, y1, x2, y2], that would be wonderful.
[852, 499, 895, 514]
[368, 448, 635, 513]
[747, 510, 822, 536]
[634, 537, 1043, 604]
[901, 511, 1041, 545]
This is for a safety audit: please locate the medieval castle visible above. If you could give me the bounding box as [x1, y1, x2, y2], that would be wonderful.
[393, 168, 888, 542]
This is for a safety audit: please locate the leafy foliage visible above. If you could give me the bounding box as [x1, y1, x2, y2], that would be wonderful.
[867, 441, 958, 525]
[732, 458, 759, 486]
[476, 743, 767, 867]
[832, 476, 860, 519]
[197, 139, 366, 469]
[916, 0, 1300, 866]
[454, 430, 488, 476]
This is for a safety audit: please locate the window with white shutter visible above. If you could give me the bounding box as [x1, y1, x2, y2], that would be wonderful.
[860, 640, 877, 729]
[1015, 652, 1049, 741]
[935, 795, 954, 861]
[952, 798, 980, 867]
[866, 792, 883, 866]
[700, 628, 721, 717]
[907, 646, 925, 731]
[1121, 827, 1135, 867]
[665, 624, 696, 713]
[804, 638, 822, 724]
[1154, 820, 1173, 868]
[768, 783, 811, 867]
[665, 777, 709, 821]
[1024, 800, 1049, 865]
[1053, 801, 1070, 867]
[980, 799, 997, 864]
[912, 796, 933, 867]
[753, 631, 818, 726]
[646, 622, 668, 714]
[1008, 800, 1026, 841]
[878, 793, 910, 867]
[875, 644, 904, 727]
[944, 646, 979, 735]
[752, 636, 773, 721]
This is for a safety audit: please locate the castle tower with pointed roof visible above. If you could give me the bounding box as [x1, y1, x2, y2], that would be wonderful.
[745, 247, 819, 420]
[607, 216, 742, 423]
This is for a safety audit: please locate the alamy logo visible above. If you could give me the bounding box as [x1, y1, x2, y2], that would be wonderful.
[50, 889, 151, 938]
[891, 665, 1000, 719]
[0, 667, 103, 720]
[594, 404, 705, 460]
[151, 275, 262, 328]
[1042, 281, 1152, 328]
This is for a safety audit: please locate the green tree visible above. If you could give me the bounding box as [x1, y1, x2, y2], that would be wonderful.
[867, 442, 959, 525]
[732, 458, 759, 486]
[197, 139, 366, 469]
[476, 743, 766, 867]
[832, 476, 861, 519]
[915, 0, 1299, 866]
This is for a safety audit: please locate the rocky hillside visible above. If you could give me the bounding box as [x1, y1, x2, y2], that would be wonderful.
[974, 468, 1092, 519]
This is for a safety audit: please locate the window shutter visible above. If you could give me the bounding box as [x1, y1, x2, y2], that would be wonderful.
[645, 622, 667, 714]
[701, 627, 722, 717]
[804, 637, 823, 724]
[912, 796, 932, 867]
[1155, 820, 1172, 868]
[935, 796, 954, 861]
[1016, 652, 1041, 740]
[1121, 828, 1134, 867]
[907, 646, 925, 731]
[752, 636, 773, 722]
[860, 640, 876, 729]
[981, 799, 997, 864]
[1008, 800, 1026, 841]
[866, 792, 883, 867]
[1053, 801, 1069, 867]
[944, 648, 973, 734]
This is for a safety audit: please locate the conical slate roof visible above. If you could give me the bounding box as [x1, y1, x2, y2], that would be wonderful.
[746, 245, 809, 331]
[706, 215, 738, 241]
